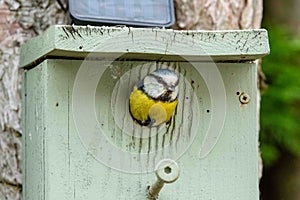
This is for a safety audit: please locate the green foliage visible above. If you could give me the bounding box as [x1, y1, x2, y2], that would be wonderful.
[260, 26, 300, 167]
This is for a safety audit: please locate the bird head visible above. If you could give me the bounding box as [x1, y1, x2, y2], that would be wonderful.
[143, 69, 179, 102]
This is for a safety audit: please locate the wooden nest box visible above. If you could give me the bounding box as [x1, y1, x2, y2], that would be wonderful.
[20, 25, 269, 200]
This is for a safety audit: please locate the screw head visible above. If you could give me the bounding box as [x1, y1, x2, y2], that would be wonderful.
[239, 92, 250, 104]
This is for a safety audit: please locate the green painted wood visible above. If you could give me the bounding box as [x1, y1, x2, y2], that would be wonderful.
[22, 26, 268, 200]
[23, 59, 259, 200]
[22, 62, 47, 200]
[19, 25, 269, 68]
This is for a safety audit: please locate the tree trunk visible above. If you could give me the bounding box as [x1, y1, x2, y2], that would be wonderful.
[0, 0, 67, 199]
[0, 0, 263, 199]
[173, 0, 262, 30]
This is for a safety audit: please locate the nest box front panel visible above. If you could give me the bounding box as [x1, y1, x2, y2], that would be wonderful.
[23, 59, 258, 200]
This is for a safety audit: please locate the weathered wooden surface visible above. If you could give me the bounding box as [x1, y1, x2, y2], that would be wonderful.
[1, 0, 265, 199]
[23, 59, 260, 199]
[20, 25, 269, 68]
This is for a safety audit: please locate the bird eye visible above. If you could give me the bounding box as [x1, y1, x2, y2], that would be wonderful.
[157, 77, 164, 84]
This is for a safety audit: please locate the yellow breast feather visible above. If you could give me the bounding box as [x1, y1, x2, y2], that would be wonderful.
[129, 86, 178, 126]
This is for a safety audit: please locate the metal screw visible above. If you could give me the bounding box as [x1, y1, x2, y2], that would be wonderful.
[239, 92, 250, 104]
[148, 159, 180, 199]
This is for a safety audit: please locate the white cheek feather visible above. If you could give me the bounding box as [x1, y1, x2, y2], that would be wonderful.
[143, 70, 179, 100]
[143, 76, 165, 99]
[145, 84, 164, 98]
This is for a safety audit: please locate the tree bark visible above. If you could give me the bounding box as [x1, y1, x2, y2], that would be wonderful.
[0, 0, 263, 199]
[173, 0, 262, 30]
[0, 0, 67, 199]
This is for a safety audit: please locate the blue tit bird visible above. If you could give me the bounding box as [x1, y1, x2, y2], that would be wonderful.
[129, 69, 179, 127]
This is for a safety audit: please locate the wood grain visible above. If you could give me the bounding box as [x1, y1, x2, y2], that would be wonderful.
[23, 59, 259, 199]
[20, 25, 270, 68]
